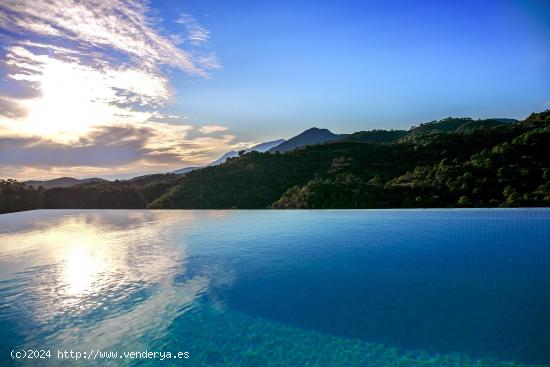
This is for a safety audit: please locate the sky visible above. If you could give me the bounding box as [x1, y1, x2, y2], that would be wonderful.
[0, 0, 549, 180]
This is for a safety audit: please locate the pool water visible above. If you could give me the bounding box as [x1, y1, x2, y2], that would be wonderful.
[0, 209, 549, 366]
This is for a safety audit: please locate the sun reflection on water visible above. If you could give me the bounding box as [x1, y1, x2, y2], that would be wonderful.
[0, 210, 233, 351]
[62, 242, 104, 297]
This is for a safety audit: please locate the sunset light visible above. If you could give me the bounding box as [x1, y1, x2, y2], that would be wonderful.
[0, 1, 549, 366]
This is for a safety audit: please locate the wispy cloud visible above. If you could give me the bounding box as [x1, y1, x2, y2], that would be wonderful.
[176, 13, 210, 45]
[198, 125, 229, 134]
[230, 141, 259, 150]
[0, 95, 28, 119]
[0, 0, 239, 179]
[0, 0, 216, 74]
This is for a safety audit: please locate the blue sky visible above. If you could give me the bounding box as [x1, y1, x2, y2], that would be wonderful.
[0, 0, 548, 179]
[164, 0, 550, 140]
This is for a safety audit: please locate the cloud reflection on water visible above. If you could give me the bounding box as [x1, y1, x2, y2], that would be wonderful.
[0, 210, 232, 351]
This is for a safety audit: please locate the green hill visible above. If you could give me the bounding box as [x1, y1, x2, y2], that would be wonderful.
[149, 111, 549, 209]
[1, 111, 548, 213]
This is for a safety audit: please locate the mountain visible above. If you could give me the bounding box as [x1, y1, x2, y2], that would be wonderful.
[148, 111, 550, 209]
[174, 139, 286, 174]
[209, 139, 287, 165]
[198, 128, 357, 169]
[23, 177, 106, 189]
[3, 111, 549, 213]
[249, 139, 286, 152]
[2, 173, 178, 213]
[268, 128, 344, 152]
[208, 151, 238, 166]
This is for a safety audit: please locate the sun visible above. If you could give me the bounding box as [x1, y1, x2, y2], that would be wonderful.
[20, 59, 122, 141]
[7, 53, 159, 143]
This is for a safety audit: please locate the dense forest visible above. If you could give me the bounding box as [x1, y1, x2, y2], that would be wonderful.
[0, 174, 179, 213]
[1, 111, 549, 213]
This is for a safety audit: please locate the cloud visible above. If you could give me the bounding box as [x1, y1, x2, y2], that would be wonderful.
[230, 141, 258, 150]
[0, 0, 218, 74]
[198, 125, 229, 134]
[0, 127, 151, 168]
[176, 13, 210, 45]
[0, 0, 245, 179]
[0, 96, 28, 119]
[0, 0, 221, 136]
[0, 121, 241, 179]
[0, 45, 169, 141]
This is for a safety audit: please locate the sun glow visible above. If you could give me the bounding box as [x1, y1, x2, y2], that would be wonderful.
[0, 43, 236, 178]
[25, 61, 119, 139]
[10, 53, 166, 142]
[0, 0, 243, 180]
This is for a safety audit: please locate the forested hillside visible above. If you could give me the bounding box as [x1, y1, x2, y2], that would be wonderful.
[0, 174, 179, 213]
[1, 111, 548, 213]
[150, 111, 549, 209]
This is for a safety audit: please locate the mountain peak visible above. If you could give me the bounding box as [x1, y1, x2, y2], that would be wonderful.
[175, 138, 287, 175]
[301, 127, 331, 133]
[269, 127, 343, 153]
[307, 127, 336, 133]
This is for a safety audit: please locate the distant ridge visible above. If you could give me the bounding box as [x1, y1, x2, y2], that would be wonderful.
[210, 139, 287, 164]
[268, 128, 344, 153]
[208, 151, 239, 166]
[24, 177, 106, 189]
[247, 139, 286, 153]
[4, 110, 549, 214]
[175, 139, 286, 175]
[175, 127, 344, 174]
[147, 111, 550, 210]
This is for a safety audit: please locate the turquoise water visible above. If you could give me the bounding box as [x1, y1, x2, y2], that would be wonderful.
[0, 209, 549, 366]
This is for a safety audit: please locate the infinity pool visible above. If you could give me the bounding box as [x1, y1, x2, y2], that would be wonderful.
[0, 209, 549, 366]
